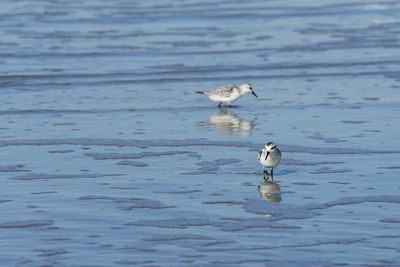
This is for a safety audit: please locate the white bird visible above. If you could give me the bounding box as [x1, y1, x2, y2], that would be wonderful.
[257, 142, 282, 177]
[196, 83, 257, 107]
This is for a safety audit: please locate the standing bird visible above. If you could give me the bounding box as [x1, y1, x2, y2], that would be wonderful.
[196, 83, 258, 107]
[258, 142, 282, 177]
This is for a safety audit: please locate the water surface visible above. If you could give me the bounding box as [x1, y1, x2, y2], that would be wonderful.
[1, 0, 400, 265]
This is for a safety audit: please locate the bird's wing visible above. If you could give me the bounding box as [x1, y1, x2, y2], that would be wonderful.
[204, 84, 237, 96]
[257, 149, 263, 160]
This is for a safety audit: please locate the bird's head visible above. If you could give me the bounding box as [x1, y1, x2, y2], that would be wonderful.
[240, 83, 258, 97]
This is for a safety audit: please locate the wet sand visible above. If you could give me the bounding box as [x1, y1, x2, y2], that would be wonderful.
[1, 0, 400, 265]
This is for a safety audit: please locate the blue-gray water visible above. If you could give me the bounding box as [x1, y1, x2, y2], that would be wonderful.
[1, 0, 400, 266]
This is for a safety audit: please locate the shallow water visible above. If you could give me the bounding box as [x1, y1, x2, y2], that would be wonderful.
[1, 0, 400, 266]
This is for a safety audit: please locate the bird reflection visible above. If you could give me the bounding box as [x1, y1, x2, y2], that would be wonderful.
[258, 177, 281, 202]
[200, 107, 254, 136]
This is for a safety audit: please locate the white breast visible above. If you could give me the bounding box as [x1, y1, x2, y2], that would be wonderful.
[259, 149, 281, 168]
[209, 89, 241, 103]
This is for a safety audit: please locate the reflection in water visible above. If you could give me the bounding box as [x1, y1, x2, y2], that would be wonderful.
[258, 178, 281, 202]
[200, 107, 254, 136]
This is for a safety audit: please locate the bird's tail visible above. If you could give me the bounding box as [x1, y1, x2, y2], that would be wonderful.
[195, 91, 204, 95]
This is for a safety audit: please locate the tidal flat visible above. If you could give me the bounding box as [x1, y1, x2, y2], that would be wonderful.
[1, 0, 400, 265]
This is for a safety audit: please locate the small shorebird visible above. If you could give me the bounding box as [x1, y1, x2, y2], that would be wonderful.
[258, 142, 282, 177]
[196, 83, 257, 107]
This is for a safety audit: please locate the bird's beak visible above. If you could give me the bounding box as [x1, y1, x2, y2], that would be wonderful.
[265, 151, 269, 160]
[251, 91, 258, 98]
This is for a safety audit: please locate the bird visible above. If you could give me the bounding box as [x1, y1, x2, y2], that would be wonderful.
[257, 142, 282, 177]
[196, 83, 257, 107]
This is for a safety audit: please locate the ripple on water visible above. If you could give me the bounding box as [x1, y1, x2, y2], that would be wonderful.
[1, 138, 400, 155]
[125, 218, 219, 229]
[201, 201, 243, 205]
[153, 189, 202, 194]
[379, 166, 400, 170]
[85, 151, 201, 160]
[244, 195, 400, 219]
[48, 149, 75, 153]
[320, 195, 400, 207]
[378, 219, 400, 224]
[341, 120, 369, 124]
[114, 260, 155, 265]
[78, 195, 174, 210]
[182, 158, 241, 175]
[11, 173, 123, 180]
[41, 237, 71, 242]
[116, 160, 149, 167]
[29, 191, 57, 195]
[307, 132, 347, 143]
[219, 218, 301, 232]
[328, 181, 351, 185]
[0, 164, 30, 172]
[310, 167, 352, 174]
[374, 235, 400, 239]
[32, 248, 68, 257]
[0, 220, 54, 229]
[291, 182, 317, 186]
[282, 159, 344, 166]
[125, 216, 301, 232]
[142, 234, 215, 242]
[244, 199, 316, 219]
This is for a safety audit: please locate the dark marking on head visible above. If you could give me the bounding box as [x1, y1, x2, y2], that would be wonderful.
[266, 141, 276, 150]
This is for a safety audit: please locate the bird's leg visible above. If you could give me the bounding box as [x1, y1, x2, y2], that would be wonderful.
[271, 169, 274, 180]
[264, 175, 270, 181]
[263, 169, 269, 175]
[218, 102, 222, 108]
